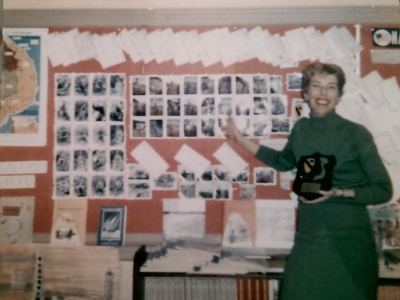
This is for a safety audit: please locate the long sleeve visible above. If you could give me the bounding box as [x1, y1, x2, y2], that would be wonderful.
[255, 128, 297, 172]
[351, 127, 392, 205]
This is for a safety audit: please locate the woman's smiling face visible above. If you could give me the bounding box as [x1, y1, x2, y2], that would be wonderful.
[303, 73, 341, 117]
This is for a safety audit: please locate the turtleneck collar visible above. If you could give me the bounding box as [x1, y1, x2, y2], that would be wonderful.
[309, 109, 341, 128]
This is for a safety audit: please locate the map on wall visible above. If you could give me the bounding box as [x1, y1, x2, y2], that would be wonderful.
[0, 28, 48, 146]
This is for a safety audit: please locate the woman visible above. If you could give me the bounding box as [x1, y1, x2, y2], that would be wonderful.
[224, 62, 392, 300]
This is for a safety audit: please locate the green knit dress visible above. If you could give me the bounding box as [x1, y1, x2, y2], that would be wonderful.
[256, 110, 392, 300]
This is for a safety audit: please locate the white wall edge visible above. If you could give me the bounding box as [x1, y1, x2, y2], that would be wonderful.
[2, 7, 399, 27]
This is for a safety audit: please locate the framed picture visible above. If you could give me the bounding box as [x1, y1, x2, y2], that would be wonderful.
[97, 206, 126, 246]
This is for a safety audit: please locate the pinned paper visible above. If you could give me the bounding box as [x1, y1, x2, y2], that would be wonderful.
[213, 143, 248, 178]
[130, 141, 169, 179]
[0, 160, 47, 175]
[174, 144, 211, 178]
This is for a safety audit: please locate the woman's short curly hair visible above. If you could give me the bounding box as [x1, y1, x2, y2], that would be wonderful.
[301, 62, 346, 97]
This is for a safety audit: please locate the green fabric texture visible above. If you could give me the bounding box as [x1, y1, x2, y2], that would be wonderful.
[255, 110, 392, 300]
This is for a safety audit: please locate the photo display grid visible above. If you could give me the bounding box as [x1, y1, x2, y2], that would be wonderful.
[52, 72, 305, 200]
[130, 74, 295, 139]
[53, 73, 127, 199]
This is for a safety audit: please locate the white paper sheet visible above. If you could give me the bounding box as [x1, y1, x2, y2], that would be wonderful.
[255, 200, 295, 249]
[199, 28, 223, 66]
[163, 212, 205, 240]
[177, 30, 204, 64]
[375, 133, 399, 165]
[0, 160, 47, 175]
[381, 77, 400, 111]
[74, 31, 97, 62]
[213, 143, 248, 178]
[174, 144, 211, 178]
[62, 28, 81, 65]
[0, 175, 35, 189]
[116, 28, 142, 62]
[130, 141, 169, 178]
[131, 29, 154, 63]
[163, 198, 206, 213]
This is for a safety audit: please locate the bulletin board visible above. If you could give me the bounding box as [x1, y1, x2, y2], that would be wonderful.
[1, 23, 399, 244]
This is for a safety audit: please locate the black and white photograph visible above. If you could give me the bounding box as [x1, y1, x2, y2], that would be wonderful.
[253, 75, 268, 94]
[197, 181, 215, 199]
[153, 172, 177, 190]
[128, 164, 150, 180]
[166, 119, 181, 137]
[74, 74, 89, 96]
[217, 97, 232, 115]
[110, 149, 124, 172]
[201, 76, 215, 94]
[56, 100, 71, 121]
[271, 117, 290, 133]
[271, 95, 287, 115]
[253, 116, 270, 137]
[55, 175, 70, 197]
[74, 100, 89, 121]
[56, 125, 71, 145]
[179, 183, 196, 198]
[110, 100, 124, 121]
[178, 165, 196, 181]
[73, 176, 88, 197]
[132, 120, 147, 138]
[92, 100, 107, 121]
[73, 150, 88, 171]
[232, 167, 249, 182]
[218, 76, 232, 94]
[92, 150, 107, 171]
[200, 166, 213, 181]
[92, 125, 108, 145]
[254, 167, 277, 185]
[149, 119, 164, 138]
[183, 118, 198, 137]
[253, 96, 269, 115]
[216, 117, 228, 137]
[165, 77, 181, 95]
[92, 175, 107, 197]
[74, 125, 89, 145]
[287, 72, 303, 91]
[150, 97, 163, 116]
[110, 124, 124, 146]
[92, 74, 107, 96]
[235, 76, 250, 94]
[132, 98, 147, 116]
[239, 183, 256, 200]
[183, 98, 198, 116]
[128, 181, 151, 199]
[55, 150, 70, 172]
[132, 76, 146, 95]
[149, 76, 163, 95]
[235, 97, 252, 115]
[201, 97, 215, 115]
[235, 117, 252, 137]
[56, 74, 71, 97]
[184, 76, 197, 94]
[110, 74, 125, 96]
[109, 175, 124, 197]
[167, 98, 181, 116]
[213, 165, 231, 181]
[215, 182, 231, 199]
[201, 118, 215, 137]
[270, 75, 283, 94]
